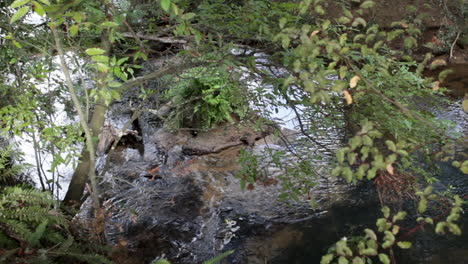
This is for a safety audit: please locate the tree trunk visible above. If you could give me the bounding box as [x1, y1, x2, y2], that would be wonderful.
[62, 101, 107, 208]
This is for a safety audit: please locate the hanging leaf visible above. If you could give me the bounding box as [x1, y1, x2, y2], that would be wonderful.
[463, 99, 468, 112]
[10, 0, 30, 8]
[349, 76, 360, 88]
[32, 1, 45, 16]
[279, 17, 287, 29]
[438, 69, 454, 82]
[161, 0, 170, 12]
[352, 17, 367, 27]
[70, 24, 79, 36]
[430, 59, 447, 69]
[101, 21, 119, 28]
[321, 254, 334, 264]
[311, 30, 320, 37]
[10, 6, 30, 23]
[85, 48, 106, 55]
[378, 254, 390, 264]
[386, 163, 394, 175]
[397, 241, 412, 249]
[432, 81, 440, 91]
[344, 90, 353, 105]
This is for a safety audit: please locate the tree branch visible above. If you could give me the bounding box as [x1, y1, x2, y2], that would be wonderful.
[121, 32, 188, 44]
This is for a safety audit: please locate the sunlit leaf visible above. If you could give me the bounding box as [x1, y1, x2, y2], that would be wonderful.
[321, 254, 334, 264]
[344, 90, 353, 105]
[463, 99, 468, 112]
[386, 163, 394, 175]
[10, 0, 30, 8]
[161, 0, 170, 12]
[101, 21, 119, 28]
[70, 24, 79, 36]
[10, 6, 30, 24]
[360, 1, 375, 9]
[378, 253, 390, 264]
[33, 1, 45, 16]
[397, 241, 412, 249]
[349, 76, 360, 88]
[430, 59, 447, 69]
[85, 48, 106, 55]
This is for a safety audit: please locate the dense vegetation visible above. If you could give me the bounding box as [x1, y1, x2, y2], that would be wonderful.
[0, 0, 467, 263]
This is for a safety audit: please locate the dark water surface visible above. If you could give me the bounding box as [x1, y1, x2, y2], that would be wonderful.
[266, 64, 468, 264]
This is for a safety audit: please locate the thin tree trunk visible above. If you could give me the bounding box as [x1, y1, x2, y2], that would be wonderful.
[51, 26, 103, 210]
[62, 99, 107, 207]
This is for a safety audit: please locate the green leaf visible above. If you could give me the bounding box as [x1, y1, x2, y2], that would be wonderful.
[315, 5, 325, 15]
[161, 0, 170, 12]
[435, 222, 446, 234]
[86, 48, 106, 55]
[463, 99, 468, 112]
[10, 6, 30, 24]
[366, 167, 377, 180]
[438, 69, 454, 82]
[352, 17, 367, 27]
[38, 0, 50, 5]
[385, 140, 396, 152]
[338, 16, 351, 24]
[28, 220, 48, 247]
[397, 241, 412, 249]
[321, 254, 334, 264]
[352, 257, 365, 264]
[361, 248, 377, 256]
[101, 21, 119, 27]
[281, 35, 290, 49]
[418, 198, 427, 213]
[32, 1, 45, 16]
[461, 160, 468, 174]
[279, 17, 287, 29]
[202, 250, 234, 264]
[392, 211, 407, 222]
[10, 0, 30, 8]
[117, 57, 129, 65]
[338, 256, 349, 264]
[108, 81, 122, 88]
[181, 12, 196, 20]
[379, 253, 390, 264]
[364, 228, 377, 240]
[360, 1, 375, 9]
[382, 206, 390, 218]
[322, 19, 331, 30]
[91, 55, 109, 63]
[58, 236, 74, 252]
[96, 63, 109, 72]
[152, 259, 171, 264]
[70, 24, 79, 36]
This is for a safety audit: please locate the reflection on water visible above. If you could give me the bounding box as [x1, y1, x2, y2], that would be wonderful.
[262, 64, 468, 264]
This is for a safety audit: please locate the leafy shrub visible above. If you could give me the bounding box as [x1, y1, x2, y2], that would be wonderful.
[165, 67, 249, 130]
[0, 187, 110, 264]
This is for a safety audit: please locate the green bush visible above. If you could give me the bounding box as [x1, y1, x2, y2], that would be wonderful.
[0, 187, 111, 264]
[165, 67, 249, 130]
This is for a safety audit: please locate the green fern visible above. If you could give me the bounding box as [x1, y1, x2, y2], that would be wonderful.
[203, 250, 235, 264]
[0, 143, 25, 186]
[0, 186, 111, 263]
[165, 67, 248, 130]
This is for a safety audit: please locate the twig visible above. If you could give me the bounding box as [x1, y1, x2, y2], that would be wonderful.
[121, 32, 188, 44]
[449, 31, 461, 62]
